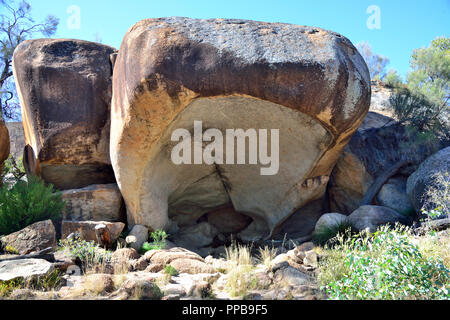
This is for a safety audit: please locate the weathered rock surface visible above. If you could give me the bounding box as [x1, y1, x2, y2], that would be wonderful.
[12, 39, 116, 190]
[61, 184, 124, 222]
[329, 112, 445, 214]
[376, 177, 414, 215]
[347, 205, 410, 232]
[61, 220, 125, 244]
[206, 206, 252, 234]
[126, 225, 148, 251]
[0, 258, 54, 281]
[0, 220, 56, 255]
[0, 120, 10, 176]
[314, 213, 348, 233]
[406, 147, 450, 212]
[5, 122, 24, 160]
[170, 222, 218, 250]
[111, 17, 370, 240]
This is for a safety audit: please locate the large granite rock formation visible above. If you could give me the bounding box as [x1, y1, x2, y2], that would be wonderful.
[12, 39, 116, 190]
[110, 17, 371, 240]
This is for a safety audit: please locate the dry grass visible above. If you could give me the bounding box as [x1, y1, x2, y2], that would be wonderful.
[414, 230, 450, 268]
[222, 243, 259, 297]
[257, 246, 278, 268]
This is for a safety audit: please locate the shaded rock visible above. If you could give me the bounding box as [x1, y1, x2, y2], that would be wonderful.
[5, 122, 24, 160]
[12, 39, 116, 190]
[274, 266, 312, 286]
[0, 120, 10, 176]
[273, 197, 327, 239]
[52, 250, 76, 272]
[61, 184, 124, 222]
[314, 213, 348, 233]
[347, 205, 410, 232]
[118, 279, 162, 300]
[0, 220, 56, 255]
[329, 112, 445, 214]
[61, 220, 124, 245]
[126, 225, 148, 251]
[376, 177, 414, 215]
[0, 258, 54, 281]
[296, 242, 315, 252]
[111, 17, 370, 240]
[171, 222, 218, 250]
[407, 147, 450, 212]
[206, 206, 252, 234]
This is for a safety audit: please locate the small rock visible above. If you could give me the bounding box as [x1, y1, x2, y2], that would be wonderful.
[169, 258, 215, 274]
[274, 266, 312, 286]
[297, 242, 315, 252]
[127, 225, 148, 251]
[347, 205, 409, 232]
[303, 250, 318, 268]
[119, 279, 162, 300]
[171, 222, 218, 250]
[314, 213, 348, 233]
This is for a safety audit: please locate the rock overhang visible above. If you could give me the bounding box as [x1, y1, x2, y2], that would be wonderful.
[110, 17, 371, 240]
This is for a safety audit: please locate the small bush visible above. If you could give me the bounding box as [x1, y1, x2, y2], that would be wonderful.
[0, 176, 65, 236]
[0, 270, 63, 297]
[140, 229, 168, 253]
[58, 236, 112, 271]
[384, 69, 403, 88]
[321, 225, 449, 300]
[389, 87, 449, 139]
[1, 155, 26, 182]
[163, 265, 179, 277]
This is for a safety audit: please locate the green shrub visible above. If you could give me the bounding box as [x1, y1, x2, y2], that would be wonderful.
[322, 225, 449, 300]
[140, 229, 168, 253]
[384, 69, 403, 88]
[58, 236, 112, 269]
[1, 155, 26, 182]
[0, 176, 65, 236]
[0, 270, 63, 297]
[163, 265, 179, 277]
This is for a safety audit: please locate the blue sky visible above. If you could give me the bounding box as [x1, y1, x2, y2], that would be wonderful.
[3, 0, 450, 79]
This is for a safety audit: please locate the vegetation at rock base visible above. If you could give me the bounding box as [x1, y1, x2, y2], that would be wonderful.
[0, 176, 65, 236]
[312, 221, 357, 246]
[58, 236, 112, 272]
[141, 229, 168, 253]
[163, 265, 179, 277]
[317, 225, 450, 300]
[0, 270, 63, 298]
